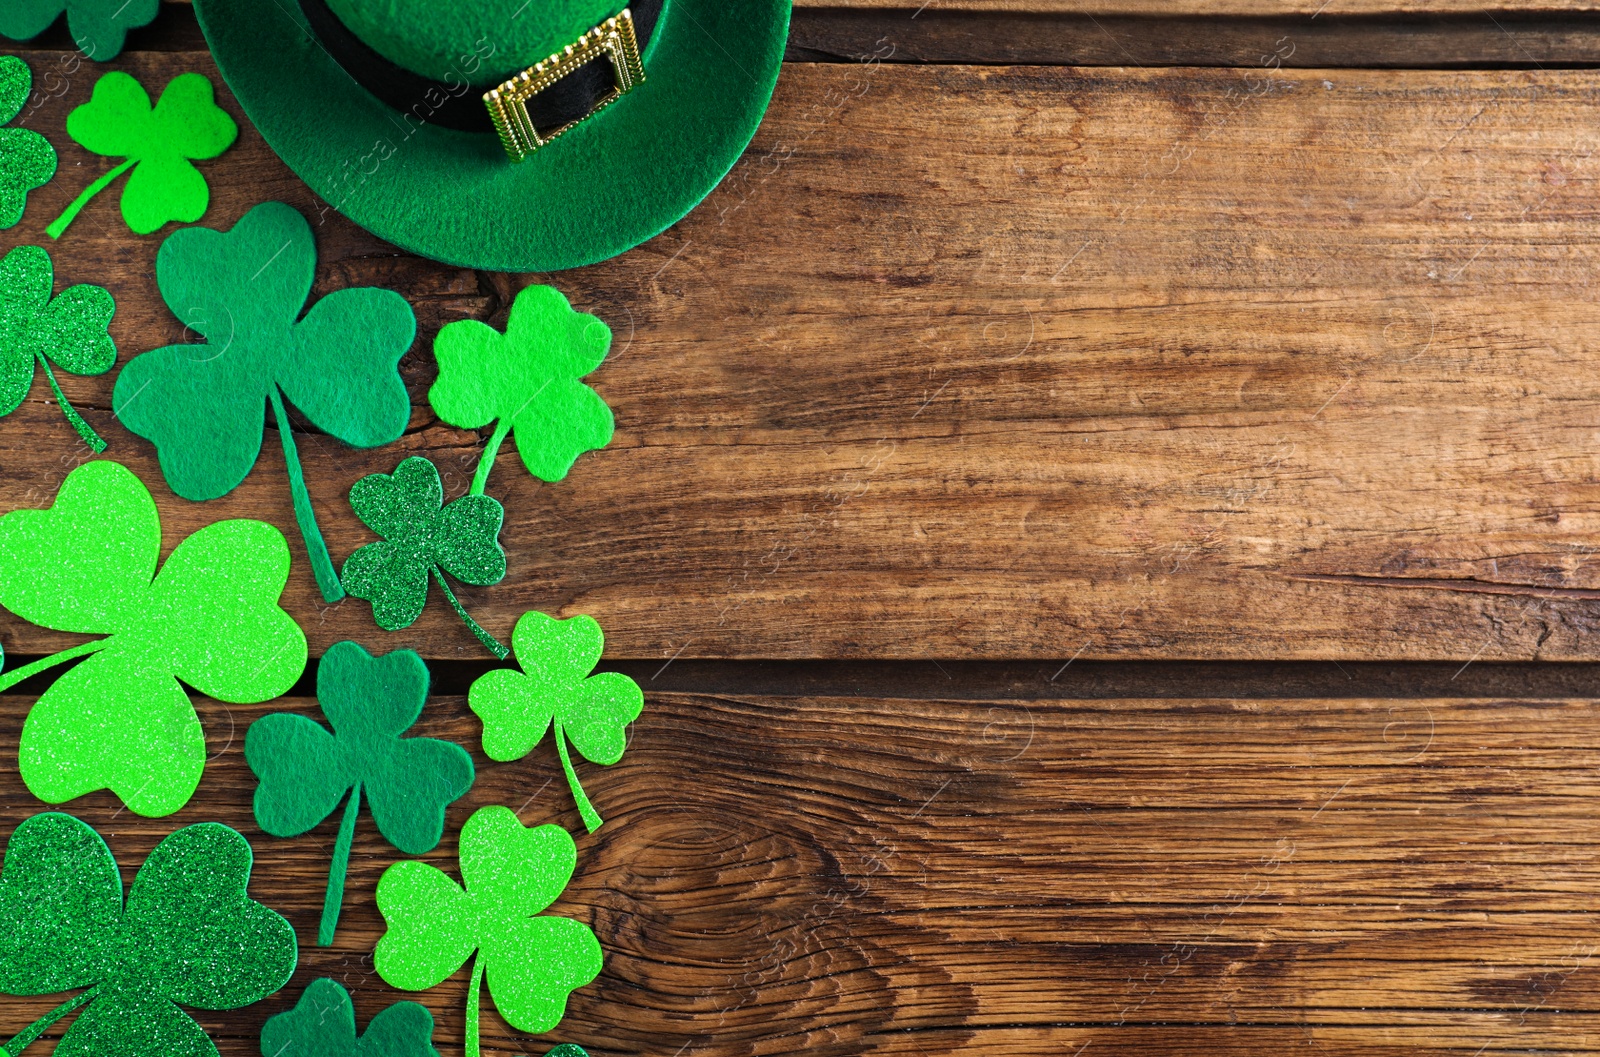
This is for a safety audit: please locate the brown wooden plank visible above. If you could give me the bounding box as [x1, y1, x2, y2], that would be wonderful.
[3, 690, 1600, 1054]
[795, 10, 1600, 68]
[15, 54, 1600, 661]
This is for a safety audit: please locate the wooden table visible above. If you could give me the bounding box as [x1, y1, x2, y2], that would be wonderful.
[7, 1, 1600, 1053]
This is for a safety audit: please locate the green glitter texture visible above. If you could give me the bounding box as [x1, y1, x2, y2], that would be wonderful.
[0, 459, 307, 817]
[260, 978, 439, 1057]
[48, 70, 235, 238]
[341, 455, 508, 657]
[469, 612, 642, 834]
[245, 641, 474, 948]
[0, 244, 116, 451]
[0, 56, 57, 230]
[112, 201, 415, 604]
[428, 284, 614, 496]
[0, 812, 297, 1057]
[375, 806, 601, 1057]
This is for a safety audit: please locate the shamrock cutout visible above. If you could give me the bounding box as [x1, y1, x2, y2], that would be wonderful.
[0, 244, 116, 452]
[0, 0, 160, 61]
[0, 57, 55, 229]
[470, 612, 642, 834]
[0, 812, 296, 1057]
[342, 455, 509, 658]
[246, 640, 475, 947]
[376, 806, 602, 1057]
[47, 69, 236, 239]
[114, 201, 414, 603]
[430, 284, 615, 496]
[261, 978, 439, 1057]
[0, 459, 307, 817]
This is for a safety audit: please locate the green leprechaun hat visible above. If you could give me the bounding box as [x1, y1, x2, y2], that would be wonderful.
[192, 0, 791, 271]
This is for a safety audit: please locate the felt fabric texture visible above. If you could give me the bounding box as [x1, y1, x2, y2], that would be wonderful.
[260, 978, 439, 1057]
[0, 459, 307, 817]
[113, 201, 414, 604]
[431, 284, 613, 493]
[191, 0, 791, 271]
[0, 244, 116, 451]
[0, 57, 56, 230]
[0, 812, 296, 1057]
[375, 806, 601, 1056]
[469, 611, 642, 834]
[341, 456, 508, 656]
[245, 640, 475, 947]
[50, 71, 236, 238]
[323, 0, 606, 86]
[0, 0, 160, 61]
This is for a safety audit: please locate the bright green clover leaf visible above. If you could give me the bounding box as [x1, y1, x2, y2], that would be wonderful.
[0, 57, 56, 229]
[375, 806, 601, 1057]
[469, 612, 642, 834]
[0, 812, 297, 1057]
[261, 978, 439, 1057]
[429, 284, 614, 496]
[0, 459, 307, 817]
[0, 0, 160, 61]
[114, 200, 415, 604]
[342, 455, 509, 658]
[0, 244, 115, 451]
[246, 640, 475, 947]
[48, 69, 235, 238]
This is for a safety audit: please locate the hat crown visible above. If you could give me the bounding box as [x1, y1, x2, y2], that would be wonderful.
[322, 0, 618, 85]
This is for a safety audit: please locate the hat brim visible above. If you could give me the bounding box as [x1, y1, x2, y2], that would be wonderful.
[193, 0, 790, 271]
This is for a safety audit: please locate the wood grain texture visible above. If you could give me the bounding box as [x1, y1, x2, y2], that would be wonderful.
[794, 9, 1600, 67]
[17, 55, 1600, 664]
[2, 688, 1598, 1055]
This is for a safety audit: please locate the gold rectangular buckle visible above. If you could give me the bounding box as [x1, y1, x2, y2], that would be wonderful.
[483, 9, 645, 162]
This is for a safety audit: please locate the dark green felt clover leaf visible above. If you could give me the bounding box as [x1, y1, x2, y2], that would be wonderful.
[49, 70, 236, 238]
[0, 244, 115, 451]
[376, 806, 601, 1057]
[0, 57, 56, 230]
[429, 284, 614, 496]
[113, 201, 415, 604]
[342, 455, 509, 658]
[0, 0, 160, 61]
[469, 612, 642, 834]
[246, 640, 475, 947]
[0, 811, 297, 1057]
[0, 459, 307, 817]
[261, 978, 439, 1057]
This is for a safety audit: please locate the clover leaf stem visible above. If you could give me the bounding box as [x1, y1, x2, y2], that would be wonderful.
[35, 354, 107, 453]
[45, 159, 135, 240]
[469, 418, 512, 497]
[0, 639, 108, 694]
[429, 565, 509, 659]
[465, 951, 485, 1057]
[554, 720, 603, 834]
[268, 387, 346, 604]
[318, 781, 362, 947]
[1, 984, 102, 1056]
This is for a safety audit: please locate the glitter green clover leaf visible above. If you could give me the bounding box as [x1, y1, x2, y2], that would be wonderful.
[342, 455, 510, 657]
[0, 812, 296, 1057]
[471, 612, 644, 834]
[49, 69, 236, 239]
[377, 806, 602, 1057]
[0, 56, 57, 230]
[0, 0, 160, 62]
[114, 200, 414, 605]
[0, 244, 116, 452]
[246, 641, 474, 947]
[0, 459, 306, 817]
